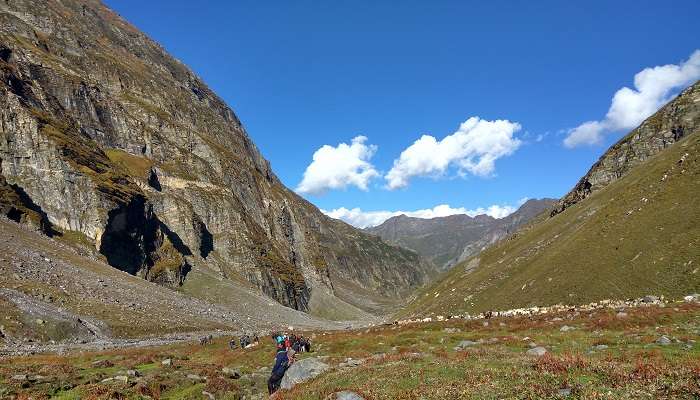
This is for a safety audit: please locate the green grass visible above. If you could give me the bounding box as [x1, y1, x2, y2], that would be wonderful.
[400, 133, 700, 318]
[1, 303, 698, 399]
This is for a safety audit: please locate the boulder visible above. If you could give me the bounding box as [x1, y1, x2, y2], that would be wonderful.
[526, 346, 547, 357]
[642, 295, 659, 303]
[222, 367, 241, 379]
[326, 391, 366, 400]
[656, 336, 672, 345]
[280, 358, 329, 390]
[453, 340, 478, 351]
[559, 325, 575, 332]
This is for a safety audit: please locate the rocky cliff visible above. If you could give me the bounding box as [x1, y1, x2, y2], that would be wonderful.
[552, 81, 700, 216]
[0, 0, 433, 315]
[366, 199, 556, 270]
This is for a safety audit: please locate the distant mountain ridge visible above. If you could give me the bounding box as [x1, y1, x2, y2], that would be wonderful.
[366, 199, 556, 270]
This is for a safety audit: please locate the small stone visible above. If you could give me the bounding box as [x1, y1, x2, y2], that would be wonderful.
[11, 374, 27, 381]
[202, 391, 215, 400]
[593, 344, 609, 350]
[526, 346, 547, 357]
[187, 374, 204, 381]
[453, 340, 478, 351]
[560, 325, 575, 332]
[114, 375, 128, 383]
[35, 319, 45, 325]
[558, 388, 572, 396]
[656, 336, 672, 345]
[642, 295, 659, 303]
[327, 391, 366, 400]
[616, 312, 628, 319]
[221, 367, 241, 378]
[126, 369, 141, 377]
[527, 342, 538, 349]
[161, 358, 172, 366]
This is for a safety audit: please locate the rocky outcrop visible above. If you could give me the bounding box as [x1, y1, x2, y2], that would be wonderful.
[367, 199, 556, 270]
[0, 0, 433, 313]
[552, 81, 700, 216]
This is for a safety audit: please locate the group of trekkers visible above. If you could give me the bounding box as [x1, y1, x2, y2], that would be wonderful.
[267, 333, 312, 395]
[228, 333, 259, 349]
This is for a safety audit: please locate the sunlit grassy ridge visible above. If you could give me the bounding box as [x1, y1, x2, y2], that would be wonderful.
[1, 302, 698, 399]
[400, 133, 700, 319]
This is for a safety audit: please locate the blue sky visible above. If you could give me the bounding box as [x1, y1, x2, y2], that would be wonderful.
[105, 1, 700, 227]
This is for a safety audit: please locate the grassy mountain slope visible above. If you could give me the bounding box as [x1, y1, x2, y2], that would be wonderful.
[401, 96, 700, 318]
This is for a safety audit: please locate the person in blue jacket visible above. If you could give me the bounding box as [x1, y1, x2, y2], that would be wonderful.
[268, 335, 289, 395]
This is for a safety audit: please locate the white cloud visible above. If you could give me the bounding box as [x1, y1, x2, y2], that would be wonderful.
[564, 50, 700, 148]
[296, 136, 379, 195]
[385, 117, 522, 189]
[322, 202, 520, 229]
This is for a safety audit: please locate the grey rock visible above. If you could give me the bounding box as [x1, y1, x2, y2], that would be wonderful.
[202, 391, 215, 400]
[327, 391, 366, 400]
[221, 367, 241, 378]
[656, 336, 672, 345]
[114, 375, 128, 383]
[559, 325, 575, 332]
[11, 374, 27, 381]
[126, 369, 141, 377]
[616, 312, 629, 319]
[187, 374, 205, 381]
[643, 295, 660, 303]
[453, 340, 478, 351]
[593, 344, 609, 350]
[558, 388, 572, 396]
[526, 346, 547, 357]
[161, 358, 172, 366]
[280, 358, 330, 390]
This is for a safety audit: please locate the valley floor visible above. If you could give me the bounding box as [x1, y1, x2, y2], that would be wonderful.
[1, 299, 698, 399]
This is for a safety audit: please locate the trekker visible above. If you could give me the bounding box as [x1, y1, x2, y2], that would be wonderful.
[268, 335, 289, 395]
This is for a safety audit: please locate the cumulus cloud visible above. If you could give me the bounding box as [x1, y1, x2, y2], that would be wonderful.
[322, 202, 521, 229]
[385, 117, 522, 189]
[296, 136, 379, 195]
[564, 50, 700, 148]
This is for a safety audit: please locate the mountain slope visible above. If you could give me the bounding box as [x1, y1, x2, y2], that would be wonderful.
[401, 81, 700, 318]
[367, 199, 556, 270]
[0, 0, 433, 318]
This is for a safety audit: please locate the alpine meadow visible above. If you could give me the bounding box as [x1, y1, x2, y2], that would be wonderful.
[0, 1, 698, 399]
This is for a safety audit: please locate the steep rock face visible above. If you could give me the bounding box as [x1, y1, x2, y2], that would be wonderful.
[0, 0, 432, 313]
[552, 81, 700, 216]
[367, 199, 556, 270]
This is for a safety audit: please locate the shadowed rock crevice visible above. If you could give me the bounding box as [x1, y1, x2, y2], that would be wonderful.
[193, 216, 213, 259]
[147, 168, 162, 191]
[99, 196, 192, 286]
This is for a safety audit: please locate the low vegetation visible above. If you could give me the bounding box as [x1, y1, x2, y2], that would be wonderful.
[1, 301, 698, 399]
